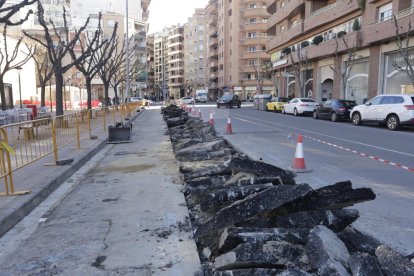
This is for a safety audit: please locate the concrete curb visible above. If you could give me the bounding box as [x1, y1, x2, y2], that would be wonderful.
[0, 109, 145, 238]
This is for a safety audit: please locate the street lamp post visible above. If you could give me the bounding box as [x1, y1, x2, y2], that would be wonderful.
[16, 66, 23, 108]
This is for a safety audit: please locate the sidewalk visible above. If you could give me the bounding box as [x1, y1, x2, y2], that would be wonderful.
[0, 109, 202, 275]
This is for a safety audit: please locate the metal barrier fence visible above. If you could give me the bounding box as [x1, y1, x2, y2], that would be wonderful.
[0, 102, 141, 196]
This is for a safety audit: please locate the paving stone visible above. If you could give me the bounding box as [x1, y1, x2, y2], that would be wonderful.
[194, 184, 313, 239]
[375, 245, 414, 275]
[337, 226, 381, 255]
[227, 154, 296, 185]
[349, 253, 383, 276]
[199, 184, 274, 212]
[214, 240, 306, 271]
[218, 227, 309, 254]
[306, 225, 351, 276]
[213, 267, 310, 276]
[283, 181, 376, 213]
[272, 209, 359, 232]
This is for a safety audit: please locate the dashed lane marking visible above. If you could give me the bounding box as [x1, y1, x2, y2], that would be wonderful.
[231, 115, 414, 173]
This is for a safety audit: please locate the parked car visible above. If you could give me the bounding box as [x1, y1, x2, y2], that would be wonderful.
[178, 97, 195, 105]
[130, 97, 142, 102]
[350, 94, 414, 130]
[217, 94, 241, 108]
[313, 99, 356, 122]
[266, 97, 289, 112]
[282, 98, 319, 116]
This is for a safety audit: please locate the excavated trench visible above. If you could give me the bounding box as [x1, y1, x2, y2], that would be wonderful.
[162, 105, 414, 276]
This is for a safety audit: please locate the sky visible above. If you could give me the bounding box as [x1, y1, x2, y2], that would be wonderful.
[148, 0, 209, 34]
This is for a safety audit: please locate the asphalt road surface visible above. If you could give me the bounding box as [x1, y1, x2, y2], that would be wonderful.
[202, 105, 414, 256]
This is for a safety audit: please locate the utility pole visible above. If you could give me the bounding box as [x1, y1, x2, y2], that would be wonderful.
[125, 0, 131, 102]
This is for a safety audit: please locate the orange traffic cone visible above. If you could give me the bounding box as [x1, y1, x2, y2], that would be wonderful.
[291, 134, 312, 173]
[226, 116, 233, 134]
[198, 109, 202, 118]
[209, 111, 214, 125]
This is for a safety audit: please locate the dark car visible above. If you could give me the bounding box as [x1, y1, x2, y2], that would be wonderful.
[217, 94, 241, 108]
[313, 99, 357, 122]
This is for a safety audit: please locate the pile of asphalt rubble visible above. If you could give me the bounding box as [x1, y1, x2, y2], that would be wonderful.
[162, 105, 414, 276]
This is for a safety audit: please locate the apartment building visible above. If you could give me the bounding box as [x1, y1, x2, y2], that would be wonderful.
[154, 28, 170, 101]
[267, 0, 414, 104]
[167, 26, 185, 99]
[184, 9, 209, 97]
[146, 34, 156, 98]
[212, 0, 273, 100]
[206, 0, 219, 100]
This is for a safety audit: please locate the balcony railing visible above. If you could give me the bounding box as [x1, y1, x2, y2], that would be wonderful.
[304, 0, 360, 32]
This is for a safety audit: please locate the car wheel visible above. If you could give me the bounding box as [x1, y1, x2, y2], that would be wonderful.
[331, 112, 338, 122]
[293, 108, 298, 116]
[217, 104, 220, 109]
[274, 107, 278, 113]
[352, 112, 362, 126]
[237, 104, 241, 108]
[313, 110, 318, 119]
[282, 108, 286, 114]
[386, 115, 400, 131]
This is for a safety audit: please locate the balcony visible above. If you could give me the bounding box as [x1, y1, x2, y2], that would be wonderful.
[267, 0, 305, 28]
[364, 8, 414, 45]
[267, 0, 276, 14]
[241, 36, 270, 46]
[240, 50, 269, 60]
[240, 64, 258, 73]
[210, 60, 219, 68]
[210, 71, 218, 79]
[304, 0, 360, 32]
[209, 37, 218, 47]
[267, 21, 304, 51]
[244, 21, 268, 32]
[208, 15, 217, 26]
[242, 7, 269, 18]
[209, 49, 219, 57]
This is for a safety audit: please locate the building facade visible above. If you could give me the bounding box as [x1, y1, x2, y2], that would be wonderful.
[211, 0, 274, 100]
[184, 8, 208, 97]
[267, 0, 414, 104]
[153, 28, 170, 101]
[206, 0, 219, 100]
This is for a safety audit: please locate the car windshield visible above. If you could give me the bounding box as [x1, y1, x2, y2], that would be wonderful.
[339, 100, 356, 108]
[301, 99, 315, 103]
[220, 95, 233, 100]
[411, 97, 414, 104]
[278, 97, 289, 102]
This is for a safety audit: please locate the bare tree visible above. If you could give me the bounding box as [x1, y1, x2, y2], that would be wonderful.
[24, 2, 99, 116]
[252, 61, 271, 94]
[30, 46, 54, 107]
[117, 58, 146, 101]
[0, 25, 33, 110]
[262, 61, 280, 97]
[96, 35, 120, 106]
[329, 36, 357, 99]
[0, 0, 37, 26]
[288, 47, 309, 97]
[393, 15, 414, 87]
[69, 15, 117, 110]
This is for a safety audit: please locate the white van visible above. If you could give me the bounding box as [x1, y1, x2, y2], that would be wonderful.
[195, 90, 208, 103]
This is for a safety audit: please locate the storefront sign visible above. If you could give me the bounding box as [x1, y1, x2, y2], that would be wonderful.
[273, 59, 287, 67]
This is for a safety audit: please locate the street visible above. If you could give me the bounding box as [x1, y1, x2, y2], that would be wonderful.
[200, 105, 414, 255]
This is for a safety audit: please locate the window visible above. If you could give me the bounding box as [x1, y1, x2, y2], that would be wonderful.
[107, 20, 115, 27]
[369, 96, 383, 105]
[228, 9, 232, 16]
[280, 25, 285, 32]
[248, 46, 257, 52]
[249, 3, 257, 8]
[249, 18, 257, 23]
[247, 32, 256, 38]
[281, 1, 285, 8]
[381, 96, 404, 104]
[378, 3, 392, 22]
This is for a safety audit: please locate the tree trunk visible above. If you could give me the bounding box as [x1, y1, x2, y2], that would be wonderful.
[40, 84, 46, 107]
[114, 85, 120, 105]
[104, 82, 110, 106]
[86, 77, 92, 110]
[0, 78, 7, 111]
[55, 72, 64, 116]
